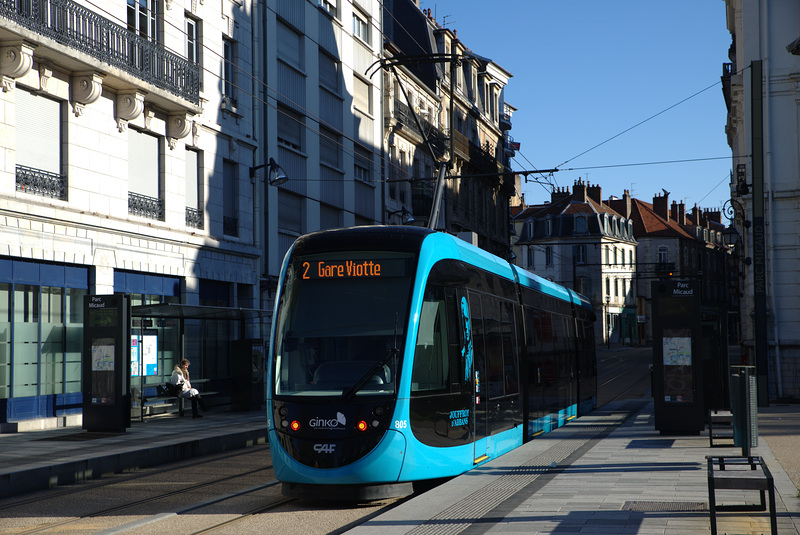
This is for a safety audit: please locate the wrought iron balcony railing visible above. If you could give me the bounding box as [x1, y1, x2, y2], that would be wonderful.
[128, 191, 164, 220]
[185, 207, 203, 229]
[0, 0, 200, 104]
[16, 165, 66, 199]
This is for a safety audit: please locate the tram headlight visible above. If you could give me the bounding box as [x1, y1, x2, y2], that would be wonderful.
[371, 419, 380, 428]
[356, 420, 368, 432]
[290, 420, 301, 431]
[281, 419, 289, 428]
[279, 406, 288, 417]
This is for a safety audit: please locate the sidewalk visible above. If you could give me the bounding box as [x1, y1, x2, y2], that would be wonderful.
[0, 409, 267, 500]
[0, 400, 797, 534]
[349, 399, 800, 535]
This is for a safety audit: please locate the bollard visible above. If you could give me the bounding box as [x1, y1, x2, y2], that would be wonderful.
[730, 365, 758, 457]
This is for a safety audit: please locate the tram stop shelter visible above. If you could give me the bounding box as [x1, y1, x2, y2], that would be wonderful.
[84, 299, 271, 432]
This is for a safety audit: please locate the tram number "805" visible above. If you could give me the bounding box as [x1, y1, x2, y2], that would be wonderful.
[394, 420, 408, 429]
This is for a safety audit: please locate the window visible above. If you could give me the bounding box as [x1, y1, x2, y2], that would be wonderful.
[545, 218, 552, 236]
[575, 216, 587, 233]
[128, 0, 158, 40]
[319, 127, 341, 169]
[318, 0, 336, 17]
[277, 21, 303, 69]
[185, 148, 203, 229]
[576, 276, 589, 296]
[658, 246, 669, 264]
[574, 244, 586, 264]
[319, 51, 339, 93]
[128, 128, 160, 199]
[613, 247, 618, 265]
[222, 38, 237, 106]
[353, 76, 372, 115]
[186, 15, 200, 64]
[277, 105, 303, 151]
[545, 246, 553, 266]
[223, 159, 238, 237]
[16, 88, 61, 176]
[353, 11, 370, 44]
[527, 246, 535, 269]
[354, 144, 371, 182]
[413, 286, 450, 393]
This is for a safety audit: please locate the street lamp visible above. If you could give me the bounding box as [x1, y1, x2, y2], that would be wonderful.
[387, 206, 415, 225]
[250, 157, 289, 187]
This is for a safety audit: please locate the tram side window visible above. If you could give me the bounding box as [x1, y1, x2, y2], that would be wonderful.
[500, 300, 519, 396]
[412, 286, 450, 393]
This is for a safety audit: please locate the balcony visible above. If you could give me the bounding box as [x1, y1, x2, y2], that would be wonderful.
[0, 0, 200, 108]
[16, 165, 66, 199]
[185, 207, 203, 229]
[128, 192, 164, 221]
[393, 99, 447, 160]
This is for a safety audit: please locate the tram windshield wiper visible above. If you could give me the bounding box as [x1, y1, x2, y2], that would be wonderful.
[341, 313, 400, 400]
[341, 347, 398, 400]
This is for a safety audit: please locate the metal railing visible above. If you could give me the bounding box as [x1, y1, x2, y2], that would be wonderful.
[0, 0, 200, 104]
[128, 191, 164, 220]
[185, 207, 203, 229]
[16, 165, 66, 199]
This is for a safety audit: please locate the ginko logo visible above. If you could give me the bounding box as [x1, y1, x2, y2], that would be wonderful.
[309, 412, 347, 428]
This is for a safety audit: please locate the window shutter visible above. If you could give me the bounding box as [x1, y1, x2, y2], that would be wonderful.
[128, 129, 159, 197]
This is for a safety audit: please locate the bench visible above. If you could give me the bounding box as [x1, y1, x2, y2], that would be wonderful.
[707, 456, 777, 535]
[708, 409, 734, 447]
[155, 385, 186, 416]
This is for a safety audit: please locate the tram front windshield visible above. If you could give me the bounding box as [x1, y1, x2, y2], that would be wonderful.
[273, 251, 414, 397]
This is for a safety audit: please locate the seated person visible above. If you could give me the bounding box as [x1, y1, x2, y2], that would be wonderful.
[170, 359, 207, 418]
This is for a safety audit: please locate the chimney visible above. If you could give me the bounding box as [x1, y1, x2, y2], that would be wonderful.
[587, 183, 602, 205]
[677, 202, 686, 224]
[670, 201, 679, 222]
[572, 179, 587, 202]
[609, 189, 632, 218]
[653, 193, 669, 221]
[551, 186, 570, 204]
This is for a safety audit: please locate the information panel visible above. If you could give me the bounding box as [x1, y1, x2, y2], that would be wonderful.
[83, 295, 131, 432]
[651, 280, 704, 434]
[662, 329, 693, 403]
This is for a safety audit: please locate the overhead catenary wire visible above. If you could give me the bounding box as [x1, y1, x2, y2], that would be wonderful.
[83, 0, 742, 200]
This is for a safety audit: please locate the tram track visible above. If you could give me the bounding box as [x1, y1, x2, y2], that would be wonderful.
[0, 446, 272, 512]
[9, 468, 276, 534]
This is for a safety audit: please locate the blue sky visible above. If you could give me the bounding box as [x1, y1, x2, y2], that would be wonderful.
[420, 1, 733, 212]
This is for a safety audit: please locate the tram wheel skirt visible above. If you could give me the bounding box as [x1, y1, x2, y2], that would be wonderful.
[282, 481, 414, 501]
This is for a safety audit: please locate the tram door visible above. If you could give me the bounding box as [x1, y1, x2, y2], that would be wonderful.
[467, 291, 489, 459]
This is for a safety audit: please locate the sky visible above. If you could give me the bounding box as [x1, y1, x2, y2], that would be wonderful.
[419, 0, 733, 212]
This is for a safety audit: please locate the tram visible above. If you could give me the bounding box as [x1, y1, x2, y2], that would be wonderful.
[266, 226, 597, 500]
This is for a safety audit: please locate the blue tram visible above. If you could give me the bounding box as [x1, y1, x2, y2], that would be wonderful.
[266, 226, 597, 500]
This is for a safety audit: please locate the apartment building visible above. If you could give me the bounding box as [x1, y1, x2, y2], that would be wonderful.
[382, 0, 516, 258]
[723, 0, 800, 401]
[0, 0, 260, 427]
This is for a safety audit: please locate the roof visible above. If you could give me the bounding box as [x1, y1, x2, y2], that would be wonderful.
[132, 304, 269, 321]
[629, 199, 697, 240]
